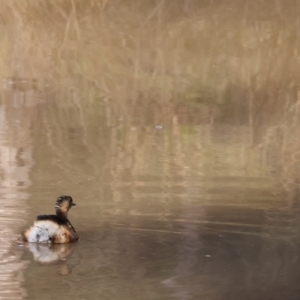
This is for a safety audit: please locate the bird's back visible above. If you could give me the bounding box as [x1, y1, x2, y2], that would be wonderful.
[22, 215, 78, 243]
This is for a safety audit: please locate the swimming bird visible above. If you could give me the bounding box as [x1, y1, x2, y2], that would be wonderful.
[22, 195, 78, 243]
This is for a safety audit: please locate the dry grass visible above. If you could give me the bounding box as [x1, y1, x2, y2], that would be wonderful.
[0, 1, 299, 112]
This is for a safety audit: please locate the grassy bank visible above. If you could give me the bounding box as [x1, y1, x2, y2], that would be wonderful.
[1, 1, 299, 122]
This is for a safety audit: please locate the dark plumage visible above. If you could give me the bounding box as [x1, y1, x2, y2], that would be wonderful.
[37, 214, 71, 226]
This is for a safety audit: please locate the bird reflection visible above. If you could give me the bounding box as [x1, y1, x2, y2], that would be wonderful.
[24, 242, 76, 265]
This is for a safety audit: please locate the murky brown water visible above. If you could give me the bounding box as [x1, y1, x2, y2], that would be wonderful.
[1, 1, 300, 300]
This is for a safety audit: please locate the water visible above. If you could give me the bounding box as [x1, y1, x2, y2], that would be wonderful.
[2, 94, 300, 299]
[1, 1, 300, 299]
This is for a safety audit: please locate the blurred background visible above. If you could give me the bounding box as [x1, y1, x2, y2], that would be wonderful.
[1, 0, 300, 299]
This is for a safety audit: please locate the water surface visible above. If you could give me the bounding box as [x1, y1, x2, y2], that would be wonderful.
[5, 96, 300, 300]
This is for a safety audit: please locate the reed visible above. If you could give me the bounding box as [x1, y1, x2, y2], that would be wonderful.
[1, 0, 299, 116]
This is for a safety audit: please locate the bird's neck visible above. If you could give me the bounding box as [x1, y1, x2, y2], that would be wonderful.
[56, 209, 68, 219]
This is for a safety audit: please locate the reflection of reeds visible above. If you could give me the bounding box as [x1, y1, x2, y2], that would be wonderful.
[252, 95, 300, 208]
[36, 93, 276, 216]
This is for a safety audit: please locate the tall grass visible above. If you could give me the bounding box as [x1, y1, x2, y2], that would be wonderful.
[1, 1, 299, 117]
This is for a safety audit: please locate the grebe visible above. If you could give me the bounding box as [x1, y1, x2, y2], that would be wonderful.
[22, 195, 78, 243]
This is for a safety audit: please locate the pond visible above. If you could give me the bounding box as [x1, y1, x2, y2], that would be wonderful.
[1, 1, 300, 299]
[0, 93, 298, 299]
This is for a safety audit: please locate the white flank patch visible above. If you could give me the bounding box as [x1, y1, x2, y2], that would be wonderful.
[27, 220, 62, 243]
